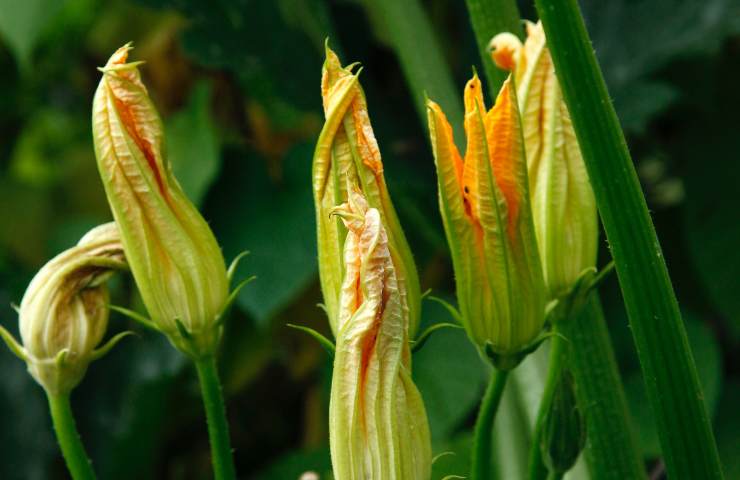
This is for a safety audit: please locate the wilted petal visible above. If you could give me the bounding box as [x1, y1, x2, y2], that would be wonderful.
[313, 45, 421, 339]
[329, 188, 431, 479]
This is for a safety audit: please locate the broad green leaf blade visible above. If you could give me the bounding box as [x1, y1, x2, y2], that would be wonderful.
[413, 299, 487, 441]
[166, 81, 221, 206]
[207, 144, 317, 325]
[0, 0, 63, 71]
[365, 0, 464, 144]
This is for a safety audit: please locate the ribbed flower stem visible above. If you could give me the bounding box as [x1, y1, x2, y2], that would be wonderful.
[472, 368, 510, 480]
[195, 356, 236, 480]
[528, 335, 566, 480]
[534, 0, 724, 477]
[47, 393, 96, 480]
[561, 294, 646, 478]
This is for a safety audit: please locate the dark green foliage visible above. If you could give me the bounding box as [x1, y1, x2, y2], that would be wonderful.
[0, 0, 737, 478]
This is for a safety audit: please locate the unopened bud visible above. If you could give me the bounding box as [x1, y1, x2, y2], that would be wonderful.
[92, 44, 231, 358]
[0, 223, 127, 395]
[427, 72, 547, 360]
[492, 22, 598, 299]
[541, 369, 586, 474]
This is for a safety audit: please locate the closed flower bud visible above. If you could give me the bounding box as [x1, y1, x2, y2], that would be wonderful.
[314, 44, 421, 339]
[329, 187, 431, 479]
[92, 44, 229, 358]
[427, 73, 546, 360]
[540, 369, 586, 474]
[1, 223, 127, 395]
[491, 22, 598, 299]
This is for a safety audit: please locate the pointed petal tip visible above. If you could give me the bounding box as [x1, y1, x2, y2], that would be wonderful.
[323, 41, 341, 67]
[109, 42, 134, 65]
[98, 42, 145, 76]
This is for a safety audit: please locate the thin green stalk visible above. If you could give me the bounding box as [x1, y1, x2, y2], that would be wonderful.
[195, 356, 236, 480]
[366, 0, 464, 143]
[535, 1, 724, 478]
[47, 394, 96, 480]
[560, 294, 646, 479]
[464, 0, 522, 95]
[472, 368, 510, 480]
[547, 471, 563, 480]
[528, 335, 566, 480]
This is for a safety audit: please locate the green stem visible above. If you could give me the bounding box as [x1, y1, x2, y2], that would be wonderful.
[472, 368, 510, 480]
[464, 0, 522, 96]
[195, 356, 236, 480]
[367, 0, 464, 143]
[546, 471, 563, 480]
[535, 0, 724, 478]
[560, 294, 646, 479]
[47, 393, 96, 480]
[528, 335, 566, 480]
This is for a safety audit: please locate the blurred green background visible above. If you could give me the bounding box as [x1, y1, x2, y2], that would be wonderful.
[0, 0, 738, 479]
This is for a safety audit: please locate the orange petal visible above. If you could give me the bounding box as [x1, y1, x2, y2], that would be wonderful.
[484, 77, 525, 232]
[462, 74, 486, 220]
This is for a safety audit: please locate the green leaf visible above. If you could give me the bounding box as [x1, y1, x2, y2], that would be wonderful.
[581, 0, 740, 133]
[254, 447, 332, 480]
[0, 334, 56, 479]
[413, 298, 487, 441]
[9, 109, 87, 188]
[166, 81, 221, 206]
[431, 433, 473, 480]
[683, 131, 740, 338]
[0, 0, 63, 71]
[207, 143, 317, 325]
[364, 0, 464, 143]
[142, 0, 327, 127]
[715, 381, 740, 480]
[79, 330, 186, 480]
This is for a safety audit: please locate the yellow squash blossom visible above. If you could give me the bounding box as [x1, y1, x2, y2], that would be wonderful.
[427, 73, 546, 360]
[329, 187, 431, 480]
[0, 223, 127, 395]
[313, 45, 421, 339]
[491, 22, 598, 299]
[92, 44, 230, 358]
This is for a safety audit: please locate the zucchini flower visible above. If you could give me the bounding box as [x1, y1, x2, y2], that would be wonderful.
[426, 73, 546, 361]
[313, 44, 421, 339]
[490, 22, 598, 299]
[329, 187, 431, 480]
[0, 223, 128, 395]
[92, 45, 230, 358]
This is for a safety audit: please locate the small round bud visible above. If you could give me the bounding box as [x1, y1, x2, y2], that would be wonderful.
[489, 32, 522, 71]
